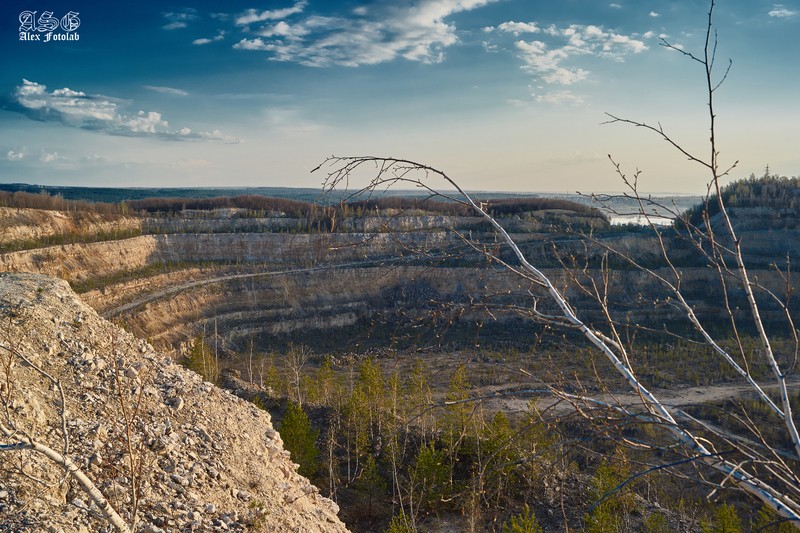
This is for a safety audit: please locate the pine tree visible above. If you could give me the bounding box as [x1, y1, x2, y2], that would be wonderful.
[412, 443, 449, 511]
[406, 358, 434, 443]
[263, 354, 285, 396]
[357, 358, 385, 440]
[701, 504, 741, 533]
[384, 513, 414, 533]
[353, 455, 387, 517]
[308, 356, 339, 407]
[344, 387, 370, 481]
[442, 365, 471, 491]
[280, 401, 320, 479]
[751, 505, 796, 532]
[185, 334, 218, 384]
[585, 449, 635, 533]
[502, 504, 543, 533]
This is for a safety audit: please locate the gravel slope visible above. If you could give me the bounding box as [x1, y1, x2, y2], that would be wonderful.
[0, 272, 348, 533]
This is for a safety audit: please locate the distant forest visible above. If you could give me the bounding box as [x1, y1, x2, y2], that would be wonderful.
[0, 183, 330, 204]
[0, 185, 606, 220]
[4, 175, 797, 223]
[684, 174, 800, 225]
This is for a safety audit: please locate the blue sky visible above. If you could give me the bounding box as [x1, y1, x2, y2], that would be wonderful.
[1, 0, 797, 193]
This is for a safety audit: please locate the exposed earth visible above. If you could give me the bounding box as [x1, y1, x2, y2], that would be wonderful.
[0, 272, 348, 532]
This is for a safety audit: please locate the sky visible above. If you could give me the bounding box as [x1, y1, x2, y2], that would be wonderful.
[0, 0, 797, 194]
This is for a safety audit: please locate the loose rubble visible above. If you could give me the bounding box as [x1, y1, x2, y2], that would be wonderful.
[0, 273, 349, 532]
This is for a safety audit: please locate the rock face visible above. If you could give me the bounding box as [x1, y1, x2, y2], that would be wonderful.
[0, 231, 455, 283]
[0, 273, 348, 533]
[0, 208, 141, 247]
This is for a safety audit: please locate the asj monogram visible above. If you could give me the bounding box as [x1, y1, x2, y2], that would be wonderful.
[19, 11, 80, 42]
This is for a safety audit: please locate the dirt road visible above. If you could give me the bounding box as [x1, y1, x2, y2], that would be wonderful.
[480, 378, 800, 416]
[102, 258, 405, 318]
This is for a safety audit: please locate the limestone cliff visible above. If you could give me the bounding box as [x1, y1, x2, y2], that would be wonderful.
[0, 208, 141, 248]
[0, 273, 348, 533]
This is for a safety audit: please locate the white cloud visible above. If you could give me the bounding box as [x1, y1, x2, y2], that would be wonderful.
[649, 11, 660, 17]
[163, 21, 187, 30]
[642, 30, 655, 39]
[12, 80, 237, 142]
[197, 129, 240, 142]
[235, 1, 308, 25]
[144, 85, 189, 96]
[495, 21, 541, 36]
[122, 111, 168, 134]
[514, 40, 588, 84]
[507, 89, 585, 107]
[602, 33, 647, 54]
[16, 79, 117, 122]
[41, 151, 61, 163]
[484, 21, 652, 85]
[164, 9, 199, 20]
[6, 150, 25, 161]
[256, 21, 309, 39]
[504, 23, 646, 85]
[53, 87, 85, 98]
[234, 38, 275, 51]
[609, 3, 622, 8]
[193, 32, 225, 45]
[233, 0, 497, 67]
[768, 5, 797, 17]
[162, 9, 199, 30]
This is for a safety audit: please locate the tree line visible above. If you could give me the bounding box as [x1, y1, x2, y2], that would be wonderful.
[1, 187, 607, 222]
[684, 172, 800, 226]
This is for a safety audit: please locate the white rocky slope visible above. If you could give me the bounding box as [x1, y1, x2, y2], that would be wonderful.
[0, 272, 349, 533]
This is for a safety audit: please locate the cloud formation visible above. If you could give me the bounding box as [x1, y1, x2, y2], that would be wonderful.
[233, 0, 496, 67]
[488, 21, 541, 36]
[487, 22, 647, 86]
[768, 4, 797, 17]
[41, 151, 61, 163]
[235, 1, 308, 25]
[515, 40, 589, 85]
[12, 80, 236, 142]
[6, 149, 25, 161]
[193, 32, 226, 45]
[144, 85, 189, 96]
[162, 9, 199, 30]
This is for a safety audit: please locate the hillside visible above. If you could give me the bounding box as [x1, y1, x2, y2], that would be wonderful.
[0, 207, 141, 252]
[684, 174, 800, 230]
[0, 273, 348, 532]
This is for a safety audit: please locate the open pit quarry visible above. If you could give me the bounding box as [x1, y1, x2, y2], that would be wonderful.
[2, 197, 800, 532]
[2, 206, 799, 358]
